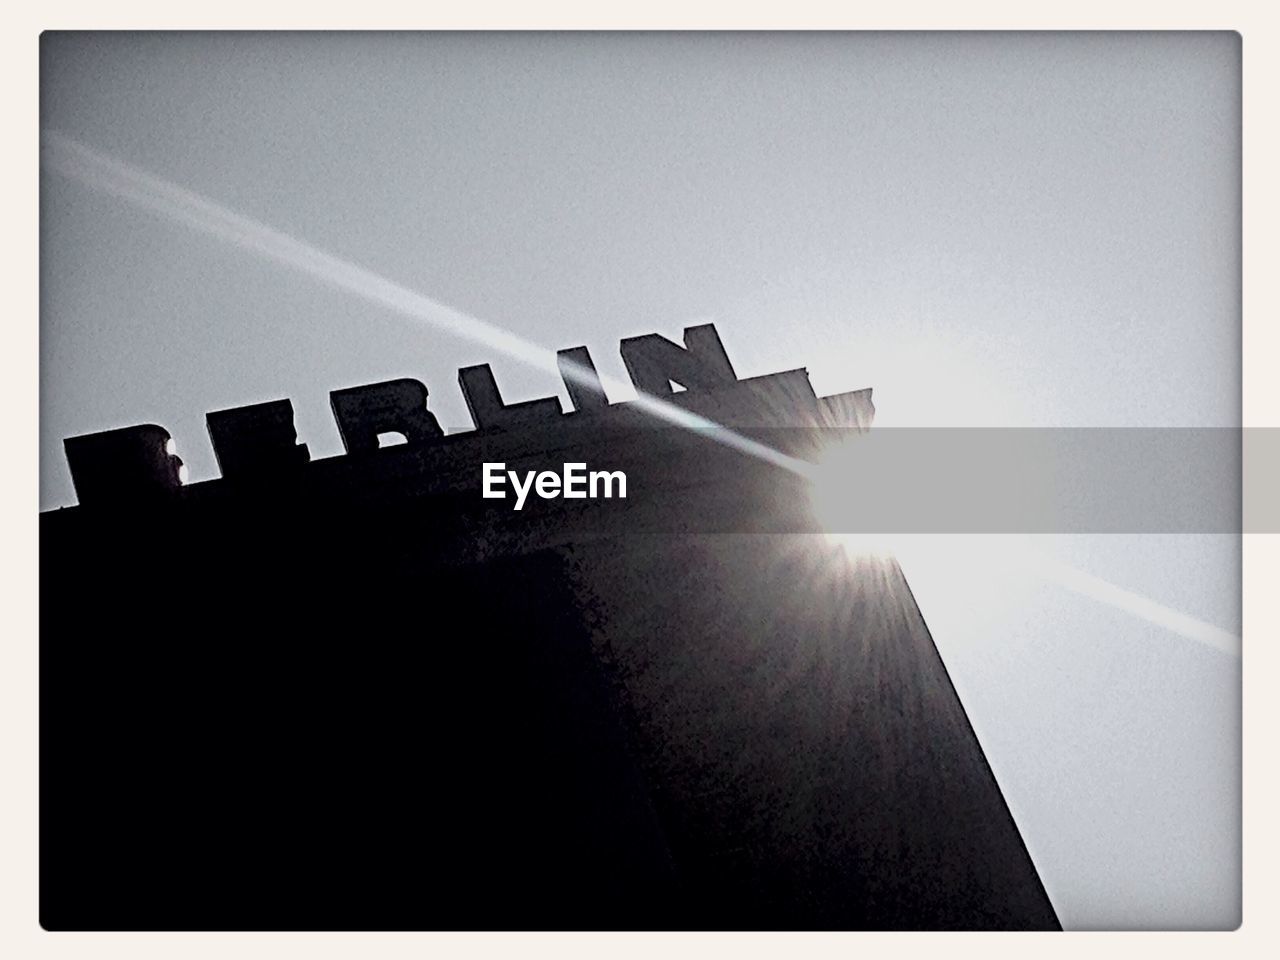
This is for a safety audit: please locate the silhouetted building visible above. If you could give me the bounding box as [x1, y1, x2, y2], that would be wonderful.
[40, 324, 1059, 930]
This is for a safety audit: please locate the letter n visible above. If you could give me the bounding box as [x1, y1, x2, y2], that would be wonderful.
[619, 323, 737, 397]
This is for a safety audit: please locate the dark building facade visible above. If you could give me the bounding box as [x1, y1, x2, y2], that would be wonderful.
[40, 324, 1059, 930]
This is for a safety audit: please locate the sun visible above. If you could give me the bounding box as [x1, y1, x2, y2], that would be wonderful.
[806, 435, 901, 559]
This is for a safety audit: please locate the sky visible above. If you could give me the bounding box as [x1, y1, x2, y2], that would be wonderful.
[40, 31, 1241, 928]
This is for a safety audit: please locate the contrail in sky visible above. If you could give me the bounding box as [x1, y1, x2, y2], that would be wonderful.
[42, 131, 1240, 656]
[40, 130, 813, 479]
[890, 536, 1241, 657]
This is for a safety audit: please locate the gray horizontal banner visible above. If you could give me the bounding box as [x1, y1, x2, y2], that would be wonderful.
[782, 427, 1250, 535]
[529, 426, 1262, 535]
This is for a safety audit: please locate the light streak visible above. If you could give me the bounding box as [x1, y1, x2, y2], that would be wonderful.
[45, 132, 1237, 655]
[41, 130, 813, 479]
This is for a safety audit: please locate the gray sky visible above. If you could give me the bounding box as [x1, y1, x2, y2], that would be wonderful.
[40, 31, 1241, 928]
